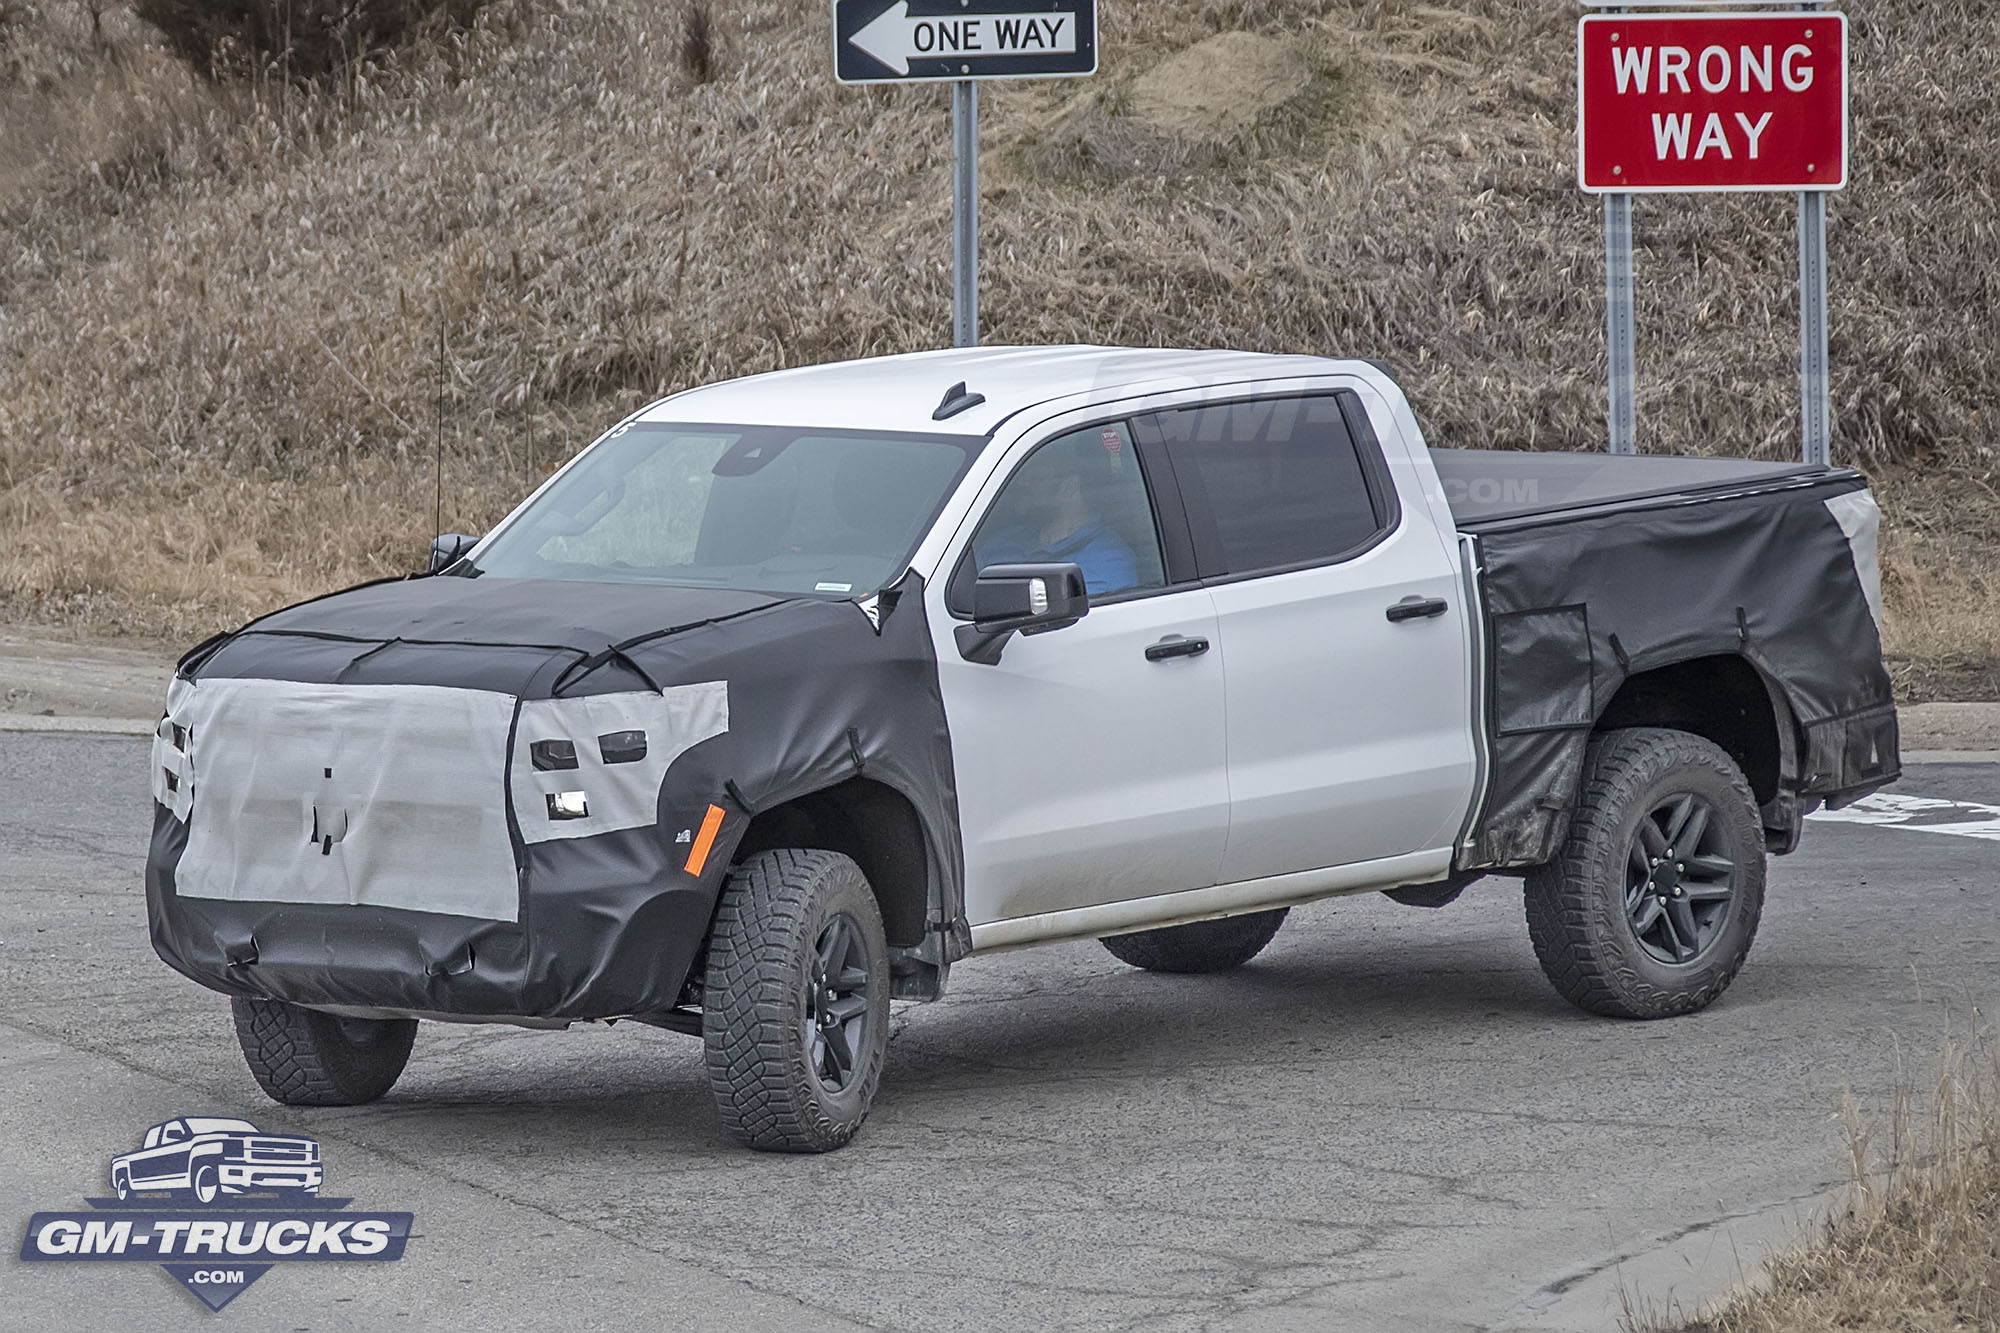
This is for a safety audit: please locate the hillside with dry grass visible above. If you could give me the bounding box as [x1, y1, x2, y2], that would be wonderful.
[1, 0, 1995, 694]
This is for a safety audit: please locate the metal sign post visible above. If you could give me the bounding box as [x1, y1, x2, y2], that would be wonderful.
[1798, 189, 1830, 465]
[951, 80, 980, 348]
[834, 0, 1098, 348]
[1603, 193, 1637, 454]
[1577, 5, 1848, 461]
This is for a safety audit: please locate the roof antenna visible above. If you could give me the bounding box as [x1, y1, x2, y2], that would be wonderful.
[933, 380, 986, 421]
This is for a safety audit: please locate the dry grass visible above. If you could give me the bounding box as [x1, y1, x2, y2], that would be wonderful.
[0, 0, 1996, 683]
[1652, 1026, 2000, 1332]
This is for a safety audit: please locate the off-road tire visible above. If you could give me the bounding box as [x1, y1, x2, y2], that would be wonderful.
[702, 849, 891, 1153]
[1099, 908, 1289, 974]
[231, 998, 417, 1106]
[1525, 728, 1766, 1020]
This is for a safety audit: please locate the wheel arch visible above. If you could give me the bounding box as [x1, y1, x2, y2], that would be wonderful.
[1594, 652, 1802, 846]
[730, 777, 939, 987]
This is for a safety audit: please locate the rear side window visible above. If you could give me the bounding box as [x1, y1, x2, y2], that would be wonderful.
[1144, 395, 1386, 577]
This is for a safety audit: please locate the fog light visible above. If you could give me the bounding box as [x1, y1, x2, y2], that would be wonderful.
[547, 791, 589, 820]
[1029, 578, 1048, 615]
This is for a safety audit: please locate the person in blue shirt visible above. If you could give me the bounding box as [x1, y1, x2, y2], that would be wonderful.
[975, 457, 1140, 599]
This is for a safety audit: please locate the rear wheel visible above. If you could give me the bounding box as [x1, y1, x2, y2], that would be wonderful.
[702, 849, 891, 1153]
[1524, 728, 1765, 1019]
[232, 999, 416, 1106]
[1099, 908, 1289, 974]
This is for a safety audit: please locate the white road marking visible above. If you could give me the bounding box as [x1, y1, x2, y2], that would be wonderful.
[1808, 791, 2000, 841]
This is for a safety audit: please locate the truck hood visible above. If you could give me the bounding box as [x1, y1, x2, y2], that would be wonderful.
[187, 575, 789, 698]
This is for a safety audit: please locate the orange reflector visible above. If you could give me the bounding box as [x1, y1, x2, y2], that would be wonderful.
[684, 803, 727, 877]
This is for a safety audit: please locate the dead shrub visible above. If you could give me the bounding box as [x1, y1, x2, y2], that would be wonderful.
[679, 0, 712, 84]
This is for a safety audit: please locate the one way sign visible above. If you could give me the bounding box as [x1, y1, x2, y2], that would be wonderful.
[833, 0, 1098, 84]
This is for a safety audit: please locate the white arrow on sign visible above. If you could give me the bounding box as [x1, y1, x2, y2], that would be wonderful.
[849, 2, 1077, 76]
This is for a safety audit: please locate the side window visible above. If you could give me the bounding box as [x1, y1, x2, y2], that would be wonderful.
[159, 1123, 187, 1144]
[956, 422, 1167, 608]
[1150, 395, 1386, 576]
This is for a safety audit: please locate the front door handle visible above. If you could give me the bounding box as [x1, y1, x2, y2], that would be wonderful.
[1145, 634, 1211, 662]
[1386, 596, 1449, 623]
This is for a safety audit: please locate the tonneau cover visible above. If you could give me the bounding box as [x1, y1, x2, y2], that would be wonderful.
[1432, 449, 1822, 528]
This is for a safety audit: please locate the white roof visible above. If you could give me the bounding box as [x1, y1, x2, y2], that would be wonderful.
[637, 345, 1362, 436]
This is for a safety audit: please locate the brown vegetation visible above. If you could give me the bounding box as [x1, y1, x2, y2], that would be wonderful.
[1659, 1027, 2000, 1332]
[132, 0, 489, 79]
[0, 0, 1994, 692]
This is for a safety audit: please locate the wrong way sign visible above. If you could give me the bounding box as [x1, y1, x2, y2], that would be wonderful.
[1578, 11, 1846, 192]
[833, 0, 1097, 84]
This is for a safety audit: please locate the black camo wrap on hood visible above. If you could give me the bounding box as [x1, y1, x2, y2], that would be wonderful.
[145, 571, 963, 1021]
[1459, 470, 1898, 869]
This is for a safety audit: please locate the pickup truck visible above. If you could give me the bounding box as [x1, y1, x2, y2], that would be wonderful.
[146, 347, 1898, 1152]
[110, 1117, 322, 1203]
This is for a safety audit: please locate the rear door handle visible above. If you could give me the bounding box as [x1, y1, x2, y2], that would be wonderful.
[1386, 596, 1449, 623]
[1145, 634, 1211, 662]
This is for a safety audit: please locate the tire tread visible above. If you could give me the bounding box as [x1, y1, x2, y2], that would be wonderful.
[702, 849, 888, 1153]
[231, 998, 415, 1106]
[1524, 727, 1765, 1020]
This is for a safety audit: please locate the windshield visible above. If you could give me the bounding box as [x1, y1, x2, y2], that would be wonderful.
[183, 1118, 258, 1134]
[464, 422, 982, 596]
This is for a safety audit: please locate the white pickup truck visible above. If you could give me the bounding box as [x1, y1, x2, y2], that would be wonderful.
[148, 347, 1898, 1152]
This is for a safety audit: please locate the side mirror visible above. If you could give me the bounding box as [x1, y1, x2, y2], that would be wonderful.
[428, 533, 480, 574]
[954, 562, 1089, 664]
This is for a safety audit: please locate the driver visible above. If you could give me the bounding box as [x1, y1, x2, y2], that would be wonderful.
[974, 443, 1139, 598]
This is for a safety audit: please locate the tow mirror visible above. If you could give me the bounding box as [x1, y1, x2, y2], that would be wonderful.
[429, 533, 480, 574]
[955, 562, 1089, 664]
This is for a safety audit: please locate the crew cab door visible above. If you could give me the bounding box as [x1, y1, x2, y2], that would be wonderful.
[1135, 392, 1478, 884]
[929, 419, 1230, 926]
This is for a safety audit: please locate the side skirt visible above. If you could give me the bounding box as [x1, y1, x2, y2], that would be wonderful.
[966, 848, 1453, 954]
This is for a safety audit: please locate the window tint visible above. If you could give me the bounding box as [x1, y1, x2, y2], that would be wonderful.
[1153, 396, 1382, 575]
[965, 422, 1167, 602]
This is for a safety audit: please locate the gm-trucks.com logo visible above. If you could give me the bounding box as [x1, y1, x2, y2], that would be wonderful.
[20, 1116, 412, 1311]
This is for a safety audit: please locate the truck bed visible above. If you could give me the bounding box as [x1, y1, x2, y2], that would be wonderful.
[1440, 443, 1896, 869]
[1431, 449, 1830, 529]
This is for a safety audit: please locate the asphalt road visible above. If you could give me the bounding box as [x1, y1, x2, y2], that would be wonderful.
[4, 732, 1996, 1331]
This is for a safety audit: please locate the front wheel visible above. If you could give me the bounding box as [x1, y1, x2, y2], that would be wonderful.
[702, 849, 891, 1153]
[1100, 908, 1289, 974]
[232, 999, 417, 1106]
[1525, 727, 1766, 1019]
[191, 1164, 220, 1205]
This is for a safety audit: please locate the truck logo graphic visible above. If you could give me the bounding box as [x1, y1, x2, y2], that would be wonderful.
[20, 1115, 412, 1311]
[110, 1117, 323, 1205]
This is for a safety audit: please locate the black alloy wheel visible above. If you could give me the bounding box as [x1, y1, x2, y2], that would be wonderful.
[1624, 792, 1738, 965]
[806, 913, 875, 1095]
[1525, 727, 1767, 1020]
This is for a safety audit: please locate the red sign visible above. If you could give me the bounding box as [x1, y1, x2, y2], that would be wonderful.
[1578, 12, 1847, 193]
